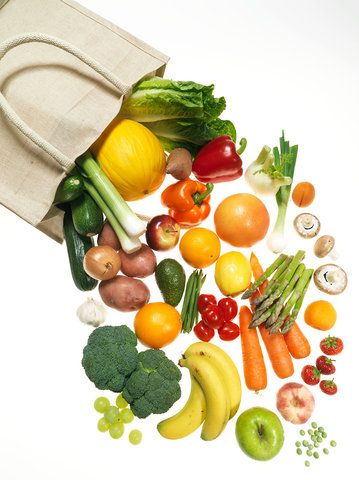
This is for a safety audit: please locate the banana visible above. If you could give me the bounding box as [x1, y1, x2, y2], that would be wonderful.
[157, 374, 206, 440]
[184, 342, 241, 419]
[179, 355, 230, 441]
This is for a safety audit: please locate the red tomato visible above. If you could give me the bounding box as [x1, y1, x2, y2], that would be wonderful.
[202, 305, 225, 330]
[218, 322, 240, 341]
[218, 298, 238, 322]
[193, 320, 215, 342]
[197, 294, 217, 314]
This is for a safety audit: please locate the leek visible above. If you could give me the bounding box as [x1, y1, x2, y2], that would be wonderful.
[267, 132, 298, 253]
[76, 152, 146, 238]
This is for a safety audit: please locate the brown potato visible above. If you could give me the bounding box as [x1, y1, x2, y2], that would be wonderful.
[97, 220, 121, 251]
[118, 244, 157, 278]
[99, 275, 150, 312]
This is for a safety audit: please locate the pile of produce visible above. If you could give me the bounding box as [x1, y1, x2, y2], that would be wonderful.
[50, 75, 347, 465]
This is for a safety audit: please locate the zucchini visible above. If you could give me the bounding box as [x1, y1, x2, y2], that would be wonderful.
[63, 210, 98, 291]
[71, 192, 103, 237]
[54, 175, 84, 204]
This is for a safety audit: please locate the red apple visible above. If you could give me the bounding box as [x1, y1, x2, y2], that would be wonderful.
[145, 215, 180, 251]
[276, 382, 315, 424]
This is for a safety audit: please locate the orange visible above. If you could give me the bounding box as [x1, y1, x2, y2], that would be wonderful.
[134, 302, 181, 348]
[304, 300, 337, 331]
[214, 193, 270, 248]
[179, 228, 221, 268]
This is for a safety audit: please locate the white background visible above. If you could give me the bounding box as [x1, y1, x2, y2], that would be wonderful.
[1, 0, 358, 479]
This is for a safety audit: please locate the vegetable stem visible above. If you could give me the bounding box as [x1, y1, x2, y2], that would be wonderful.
[192, 183, 214, 205]
[237, 138, 247, 155]
[242, 254, 287, 299]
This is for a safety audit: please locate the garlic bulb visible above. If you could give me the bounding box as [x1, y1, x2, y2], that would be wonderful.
[77, 298, 107, 327]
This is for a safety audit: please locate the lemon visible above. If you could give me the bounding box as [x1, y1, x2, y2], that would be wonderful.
[215, 252, 251, 297]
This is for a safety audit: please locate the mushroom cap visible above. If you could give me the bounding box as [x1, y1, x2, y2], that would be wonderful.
[314, 264, 347, 295]
[314, 235, 335, 258]
[294, 213, 321, 239]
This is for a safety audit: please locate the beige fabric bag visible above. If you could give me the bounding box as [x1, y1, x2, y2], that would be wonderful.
[0, 0, 168, 241]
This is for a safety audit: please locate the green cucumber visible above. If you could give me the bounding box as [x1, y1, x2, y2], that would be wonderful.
[71, 192, 103, 237]
[63, 210, 98, 291]
[54, 175, 84, 204]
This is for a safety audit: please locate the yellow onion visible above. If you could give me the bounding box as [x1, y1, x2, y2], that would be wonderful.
[92, 118, 166, 201]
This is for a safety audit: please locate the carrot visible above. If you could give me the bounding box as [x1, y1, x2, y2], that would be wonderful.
[249, 252, 294, 379]
[259, 325, 294, 379]
[239, 305, 267, 391]
[283, 322, 311, 359]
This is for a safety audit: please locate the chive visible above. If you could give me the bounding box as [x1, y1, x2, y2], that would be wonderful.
[181, 272, 196, 332]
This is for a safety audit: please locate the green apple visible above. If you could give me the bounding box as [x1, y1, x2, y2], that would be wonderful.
[235, 407, 284, 461]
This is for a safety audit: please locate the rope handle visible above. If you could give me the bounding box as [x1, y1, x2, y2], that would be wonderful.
[0, 32, 130, 171]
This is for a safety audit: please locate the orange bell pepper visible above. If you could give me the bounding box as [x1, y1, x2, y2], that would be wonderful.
[161, 179, 214, 227]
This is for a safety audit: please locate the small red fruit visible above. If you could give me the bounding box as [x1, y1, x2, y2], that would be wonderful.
[320, 336, 344, 355]
[193, 320, 215, 342]
[320, 379, 337, 395]
[197, 294, 217, 314]
[202, 304, 225, 330]
[316, 355, 336, 375]
[218, 298, 238, 322]
[301, 365, 321, 385]
[218, 321, 240, 341]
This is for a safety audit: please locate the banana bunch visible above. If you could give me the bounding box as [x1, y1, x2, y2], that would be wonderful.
[157, 342, 241, 441]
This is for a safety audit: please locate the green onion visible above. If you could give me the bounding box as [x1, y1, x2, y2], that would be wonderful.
[181, 269, 206, 333]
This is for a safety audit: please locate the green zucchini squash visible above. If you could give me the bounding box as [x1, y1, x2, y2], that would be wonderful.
[71, 192, 103, 237]
[63, 210, 98, 291]
[54, 175, 84, 204]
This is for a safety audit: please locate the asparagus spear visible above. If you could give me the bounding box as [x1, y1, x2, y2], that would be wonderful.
[251, 256, 293, 307]
[270, 269, 314, 334]
[249, 303, 277, 328]
[241, 254, 287, 299]
[265, 263, 305, 327]
[252, 251, 305, 309]
[281, 273, 313, 334]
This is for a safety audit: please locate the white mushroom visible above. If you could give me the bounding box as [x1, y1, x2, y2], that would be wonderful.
[314, 235, 339, 260]
[314, 264, 347, 295]
[294, 213, 321, 239]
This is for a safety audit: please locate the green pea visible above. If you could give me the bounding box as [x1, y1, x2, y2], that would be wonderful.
[317, 436, 323, 443]
[295, 441, 301, 447]
[306, 450, 313, 457]
[303, 440, 309, 447]
[313, 452, 319, 459]
[330, 440, 337, 447]
[300, 429, 305, 436]
[296, 448, 302, 455]
[314, 429, 319, 435]
[314, 442, 319, 448]
[318, 427, 325, 432]
[321, 432, 327, 438]
[305, 460, 310, 467]
[308, 429, 314, 435]
[311, 422, 318, 428]
[311, 435, 317, 442]
[323, 448, 330, 455]
[308, 444, 313, 450]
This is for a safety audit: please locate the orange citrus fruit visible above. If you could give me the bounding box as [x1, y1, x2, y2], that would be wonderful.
[304, 300, 337, 331]
[134, 302, 181, 348]
[214, 193, 270, 247]
[179, 228, 221, 268]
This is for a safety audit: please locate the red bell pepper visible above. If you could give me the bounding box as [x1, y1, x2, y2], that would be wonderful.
[192, 135, 247, 183]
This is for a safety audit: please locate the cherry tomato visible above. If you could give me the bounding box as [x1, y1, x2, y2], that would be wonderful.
[218, 298, 238, 322]
[193, 320, 215, 342]
[202, 305, 225, 330]
[218, 322, 240, 341]
[197, 294, 217, 314]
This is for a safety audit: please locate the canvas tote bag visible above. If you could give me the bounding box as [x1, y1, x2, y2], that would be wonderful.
[0, 0, 169, 241]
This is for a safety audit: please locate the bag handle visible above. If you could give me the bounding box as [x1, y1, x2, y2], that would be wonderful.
[0, 32, 130, 171]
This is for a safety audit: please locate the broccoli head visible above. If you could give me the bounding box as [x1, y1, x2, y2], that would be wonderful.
[122, 349, 182, 418]
[82, 326, 138, 392]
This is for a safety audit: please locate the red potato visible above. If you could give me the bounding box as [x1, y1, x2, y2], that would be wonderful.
[99, 276, 150, 312]
[118, 244, 157, 278]
[97, 220, 121, 251]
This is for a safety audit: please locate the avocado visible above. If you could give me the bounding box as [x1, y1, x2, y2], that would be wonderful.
[155, 259, 186, 307]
